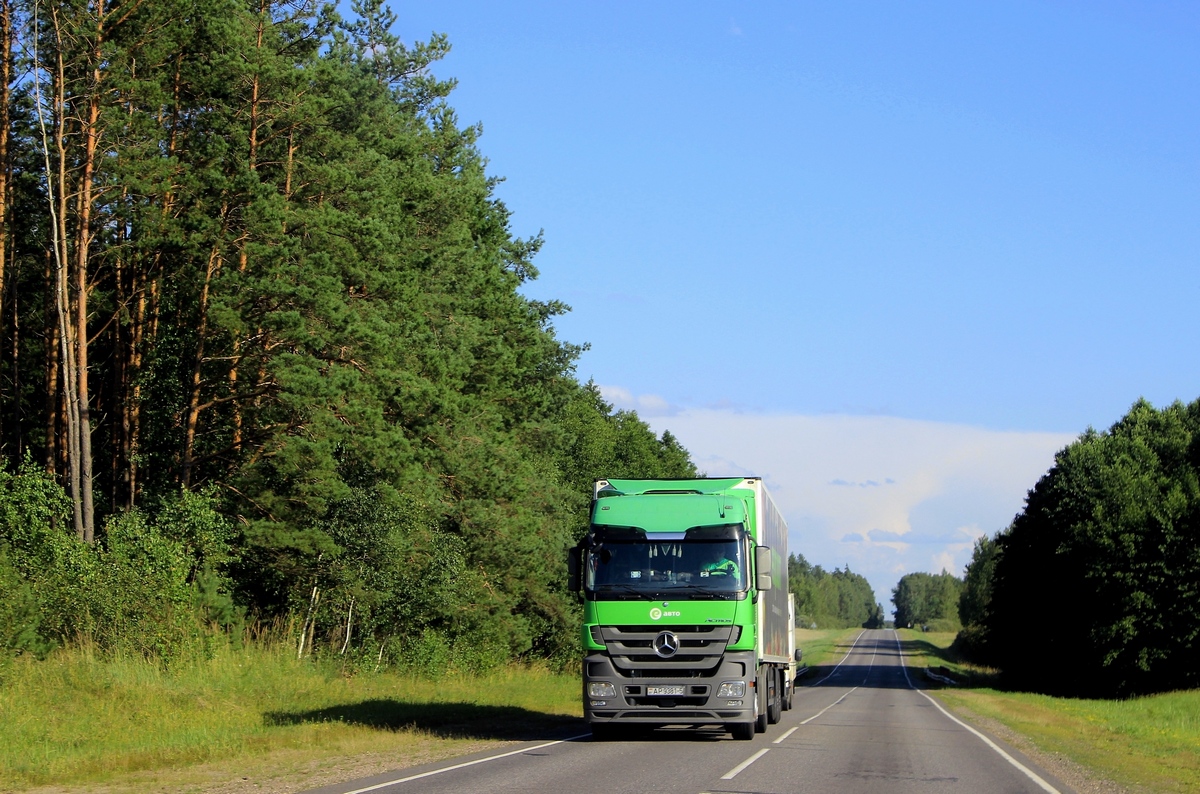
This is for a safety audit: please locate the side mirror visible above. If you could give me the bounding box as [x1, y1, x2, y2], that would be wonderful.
[755, 545, 773, 591]
[567, 547, 581, 592]
[794, 649, 804, 663]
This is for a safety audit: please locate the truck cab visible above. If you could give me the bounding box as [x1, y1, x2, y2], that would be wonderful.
[570, 478, 793, 741]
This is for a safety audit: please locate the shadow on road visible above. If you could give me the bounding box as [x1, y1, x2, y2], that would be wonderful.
[265, 700, 584, 741]
[799, 633, 999, 690]
[602, 724, 735, 742]
[803, 663, 914, 689]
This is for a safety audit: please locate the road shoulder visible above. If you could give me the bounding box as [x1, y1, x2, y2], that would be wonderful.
[928, 693, 1131, 794]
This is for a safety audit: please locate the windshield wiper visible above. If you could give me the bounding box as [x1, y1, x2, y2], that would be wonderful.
[657, 582, 732, 598]
[593, 584, 650, 600]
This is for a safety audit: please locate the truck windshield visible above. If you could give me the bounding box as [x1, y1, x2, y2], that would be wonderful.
[585, 528, 746, 599]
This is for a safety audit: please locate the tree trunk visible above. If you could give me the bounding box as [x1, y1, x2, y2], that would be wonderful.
[181, 235, 224, 487]
[339, 597, 354, 655]
[34, 8, 86, 539]
[44, 252, 59, 477]
[229, 0, 268, 454]
[298, 583, 320, 659]
[0, 0, 11, 451]
[69, 4, 109, 541]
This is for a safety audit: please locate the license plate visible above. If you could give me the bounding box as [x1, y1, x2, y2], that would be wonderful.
[646, 685, 685, 696]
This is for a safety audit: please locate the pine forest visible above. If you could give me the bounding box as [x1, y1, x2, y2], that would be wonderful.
[0, 0, 698, 669]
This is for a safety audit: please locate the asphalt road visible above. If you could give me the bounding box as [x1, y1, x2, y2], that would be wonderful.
[305, 629, 1071, 794]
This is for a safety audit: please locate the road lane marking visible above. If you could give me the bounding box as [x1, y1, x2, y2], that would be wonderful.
[339, 734, 591, 793]
[892, 631, 1061, 794]
[772, 726, 798, 744]
[812, 629, 867, 686]
[721, 748, 769, 779]
[862, 641, 877, 684]
[893, 629, 916, 689]
[799, 686, 857, 725]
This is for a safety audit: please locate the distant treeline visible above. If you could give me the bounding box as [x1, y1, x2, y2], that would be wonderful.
[890, 570, 962, 633]
[0, 0, 695, 670]
[788, 553, 884, 629]
[957, 398, 1200, 697]
[889, 399, 1200, 698]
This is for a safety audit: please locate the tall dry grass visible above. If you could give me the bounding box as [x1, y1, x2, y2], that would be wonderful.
[0, 636, 582, 791]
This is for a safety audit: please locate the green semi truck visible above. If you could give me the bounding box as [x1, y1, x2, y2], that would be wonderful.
[569, 477, 798, 741]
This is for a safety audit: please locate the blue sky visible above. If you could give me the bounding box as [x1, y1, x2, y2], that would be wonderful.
[392, 2, 1200, 609]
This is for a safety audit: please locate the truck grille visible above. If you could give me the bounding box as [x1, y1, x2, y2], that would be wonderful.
[598, 625, 735, 676]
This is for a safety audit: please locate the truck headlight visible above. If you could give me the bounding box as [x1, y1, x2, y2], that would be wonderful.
[717, 681, 746, 698]
[588, 682, 617, 698]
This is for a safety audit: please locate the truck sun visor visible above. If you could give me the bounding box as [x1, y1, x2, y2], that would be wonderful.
[684, 523, 744, 540]
[589, 525, 647, 542]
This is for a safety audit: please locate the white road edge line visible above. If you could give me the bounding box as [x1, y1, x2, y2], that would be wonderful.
[339, 733, 592, 793]
[862, 637, 877, 684]
[892, 630, 1061, 794]
[721, 748, 770, 780]
[791, 630, 868, 728]
[799, 687, 856, 725]
[772, 726, 798, 744]
[812, 628, 867, 686]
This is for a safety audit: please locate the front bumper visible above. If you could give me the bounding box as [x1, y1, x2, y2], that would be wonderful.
[583, 650, 757, 725]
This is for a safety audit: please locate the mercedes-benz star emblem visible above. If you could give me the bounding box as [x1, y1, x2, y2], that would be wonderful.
[653, 631, 680, 658]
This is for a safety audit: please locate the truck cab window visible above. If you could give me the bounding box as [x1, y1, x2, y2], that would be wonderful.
[585, 531, 746, 597]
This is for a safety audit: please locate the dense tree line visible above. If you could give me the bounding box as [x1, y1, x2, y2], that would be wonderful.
[0, 0, 695, 669]
[788, 553, 884, 629]
[952, 533, 999, 657]
[891, 570, 962, 631]
[957, 534, 999, 629]
[962, 399, 1200, 697]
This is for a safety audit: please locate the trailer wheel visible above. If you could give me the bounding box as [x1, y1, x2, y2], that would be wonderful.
[754, 672, 769, 733]
[729, 721, 755, 740]
[767, 668, 783, 724]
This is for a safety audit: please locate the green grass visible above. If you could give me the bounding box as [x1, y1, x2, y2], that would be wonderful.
[893, 628, 998, 685]
[895, 629, 1200, 793]
[0, 643, 583, 792]
[12, 627, 1197, 793]
[794, 627, 863, 669]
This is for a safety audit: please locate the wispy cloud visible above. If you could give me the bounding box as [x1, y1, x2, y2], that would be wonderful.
[618, 397, 1077, 607]
[599, 384, 681, 417]
[830, 478, 896, 488]
[869, 526, 978, 545]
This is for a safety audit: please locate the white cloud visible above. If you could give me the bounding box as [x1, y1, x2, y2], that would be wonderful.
[599, 384, 681, 417]
[634, 404, 1076, 610]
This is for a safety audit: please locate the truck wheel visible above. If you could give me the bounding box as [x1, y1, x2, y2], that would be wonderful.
[754, 673, 768, 733]
[729, 721, 755, 740]
[767, 668, 782, 724]
[783, 675, 794, 711]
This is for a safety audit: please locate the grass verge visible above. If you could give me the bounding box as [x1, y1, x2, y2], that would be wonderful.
[896, 629, 1200, 793]
[794, 626, 863, 670]
[894, 628, 998, 685]
[0, 643, 582, 793]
